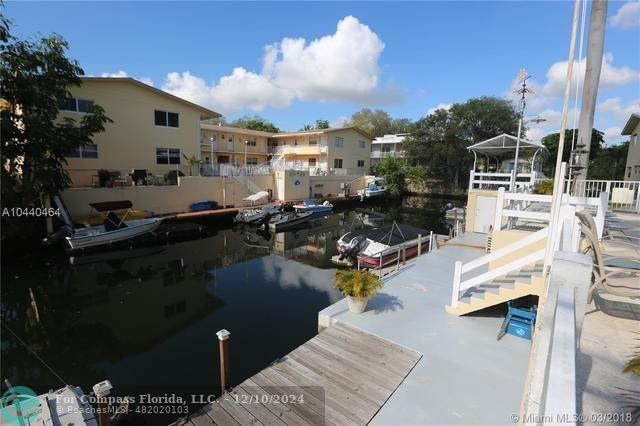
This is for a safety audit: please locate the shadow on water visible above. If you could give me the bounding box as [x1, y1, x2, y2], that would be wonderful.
[0, 195, 456, 423]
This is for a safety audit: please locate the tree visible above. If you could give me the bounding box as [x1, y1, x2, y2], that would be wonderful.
[404, 96, 519, 191]
[541, 128, 604, 177]
[588, 140, 628, 180]
[1, 11, 111, 213]
[301, 119, 330, 130]
[376, 157, 407, 198]
[182, 154, 202, 176]
[230, 115, 279, 132]
[348, 108, 413, 137]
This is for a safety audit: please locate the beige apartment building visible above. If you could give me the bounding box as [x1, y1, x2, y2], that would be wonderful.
[622, 113, 640, 181]
[62, 77, 220, 187]
[200, 125, 373, 175]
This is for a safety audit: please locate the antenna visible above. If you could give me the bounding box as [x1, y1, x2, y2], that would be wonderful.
[514, 68, 533, 116]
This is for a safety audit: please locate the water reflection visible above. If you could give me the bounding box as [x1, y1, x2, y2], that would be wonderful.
[1, 200, 448, 422]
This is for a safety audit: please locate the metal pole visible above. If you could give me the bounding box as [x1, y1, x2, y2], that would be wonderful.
[511, 115, 524, 191]
[216, 329, 231, 395]
[546, 0, 582, 273]
[428, 231, 432, 252]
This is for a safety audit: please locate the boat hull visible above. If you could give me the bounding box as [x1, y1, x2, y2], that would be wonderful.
[268, 212, 314, 232]
[357, 241, 429, 268]
[66, 218, 162, 250]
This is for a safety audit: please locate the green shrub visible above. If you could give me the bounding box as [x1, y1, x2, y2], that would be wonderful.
[335, 269, 383, 298]
[533, 179, 554, 195]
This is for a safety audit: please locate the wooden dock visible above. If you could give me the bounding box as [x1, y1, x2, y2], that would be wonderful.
[176, 322, 421, 425]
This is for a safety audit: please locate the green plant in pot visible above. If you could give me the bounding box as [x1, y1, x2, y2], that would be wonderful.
[335, 269, 383, 314]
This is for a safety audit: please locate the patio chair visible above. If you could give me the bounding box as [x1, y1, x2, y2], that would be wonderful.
[576, 211, 640, 304]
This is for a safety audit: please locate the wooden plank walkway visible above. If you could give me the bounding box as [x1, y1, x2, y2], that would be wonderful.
[175, 322, 421, 425]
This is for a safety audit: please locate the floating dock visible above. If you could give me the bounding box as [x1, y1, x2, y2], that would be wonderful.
[175, 322, 421, 425]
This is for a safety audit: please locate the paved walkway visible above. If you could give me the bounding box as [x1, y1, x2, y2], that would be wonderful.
[319, 241, 532, 425]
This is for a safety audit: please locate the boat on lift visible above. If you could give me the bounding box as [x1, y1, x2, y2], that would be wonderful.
[293, 199, 334, 215]
[358, 178, 386, 199]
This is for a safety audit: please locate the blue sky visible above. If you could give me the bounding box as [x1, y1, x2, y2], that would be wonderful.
[5, 1, 640, 142]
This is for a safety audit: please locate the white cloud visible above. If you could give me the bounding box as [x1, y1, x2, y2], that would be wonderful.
[603, 126, 623, 140]
[597, 97, 640, 121]
[611, 1, 640, 29]
[427, 103, 452, 115]
[98, 71, 154, 86]
[522, 107, 580, 142]
[542, 53, 640, 97]
[329, 116, 350, 128]
[160, 16, 400, 114]
[100, 70, 129, 78]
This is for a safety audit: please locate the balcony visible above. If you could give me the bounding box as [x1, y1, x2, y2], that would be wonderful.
[268, 145, 328, 155]
[371, 151, 403, 159]
[201, 141, 267, 154]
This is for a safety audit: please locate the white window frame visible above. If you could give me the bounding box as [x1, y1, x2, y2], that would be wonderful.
[335, 137, 344, 148]
[156, 148, 181, 165]
[154, 110, 180, 128]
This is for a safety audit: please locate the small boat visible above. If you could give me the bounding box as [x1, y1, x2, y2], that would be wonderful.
[337, 223, 429, 268]
[442, 202, 465, 220]
[358, 179, 386, 199]
[293, 199, 334, 214]
[47, 197, 163, 250]
[268, 211, 314, 232]
[190, 200, 220, 212]
[235, 203, 281, 225]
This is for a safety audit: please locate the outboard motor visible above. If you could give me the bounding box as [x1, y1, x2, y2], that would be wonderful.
[42, 224, 72, 246]
[338, 234, 368, 260]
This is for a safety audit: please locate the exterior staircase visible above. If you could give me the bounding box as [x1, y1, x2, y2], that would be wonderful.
[445, 262, 545, 316]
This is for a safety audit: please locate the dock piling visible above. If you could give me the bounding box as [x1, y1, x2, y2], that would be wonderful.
[216, 329, 231, 395]
[428, 231, 433, 252]
[417, 234, 422, 256]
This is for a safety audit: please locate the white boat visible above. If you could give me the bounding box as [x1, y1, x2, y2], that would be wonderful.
[66, 217, 162, 250]
[268, 211, 315, 232]
[293, 199, 334, 214]
[358, 179, 386, 199]
[48, 197, 163, 250]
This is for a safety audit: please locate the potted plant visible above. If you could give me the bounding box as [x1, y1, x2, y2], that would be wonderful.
[335, 269, 383, 314]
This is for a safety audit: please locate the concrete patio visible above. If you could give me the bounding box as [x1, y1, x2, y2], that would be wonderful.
[319, 240, 532, 425]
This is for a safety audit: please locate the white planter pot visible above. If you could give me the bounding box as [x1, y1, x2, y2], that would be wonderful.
[346, 296, 369, 314]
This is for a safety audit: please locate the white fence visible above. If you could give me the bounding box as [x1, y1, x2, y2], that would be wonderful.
[469, 170, 538, 191]
[201, 163, 272, 177]
[571, 180, 640, 213]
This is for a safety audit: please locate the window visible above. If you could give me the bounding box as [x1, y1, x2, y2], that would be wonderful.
[245, 140, 257, 146]
[357, 160, 365, 168]
[58, 97, 94, 113]
[358, 140, 366, 149]
[66, 143, 98, 159]
[633, 134, 638, 146]
[154, 110, 179, 128]
[334, 158, 343, 169]
[246, 157, 258, 165]
[335, 137, 344, 148]
[156, 148, 181, 164]
[309, 139, 317, 145]
[308, 158, 317, 167]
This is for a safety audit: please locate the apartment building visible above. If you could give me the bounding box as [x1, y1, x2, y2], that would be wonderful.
[199, 124, 271, 167]
[199, 125, 373, 175]
[62, 77, 220, 187]
[370, 133, 408, 166]
[622, 113, 640, 181]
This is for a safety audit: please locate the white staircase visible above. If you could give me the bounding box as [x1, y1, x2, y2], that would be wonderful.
[446, 227, 548, 316]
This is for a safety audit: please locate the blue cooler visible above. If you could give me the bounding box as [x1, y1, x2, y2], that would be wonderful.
[497, 301, 537, 341]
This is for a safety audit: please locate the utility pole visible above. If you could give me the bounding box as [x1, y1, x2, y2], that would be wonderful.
[510, 69, 533, 192]
[574, 0, 608, 181]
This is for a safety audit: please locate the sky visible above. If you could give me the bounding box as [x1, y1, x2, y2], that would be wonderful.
[5, 1, 640, 143]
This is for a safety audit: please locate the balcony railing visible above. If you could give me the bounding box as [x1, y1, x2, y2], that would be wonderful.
[371, 151, 403, 159]
[201, 141, 268, 154]
[268, 145, 328, 155]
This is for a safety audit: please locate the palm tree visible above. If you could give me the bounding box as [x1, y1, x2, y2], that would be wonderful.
[182, 154, 202, 176]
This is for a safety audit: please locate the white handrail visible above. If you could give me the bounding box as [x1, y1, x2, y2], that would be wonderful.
[460, 227, 548, 274]
[458, 249, 545, 293]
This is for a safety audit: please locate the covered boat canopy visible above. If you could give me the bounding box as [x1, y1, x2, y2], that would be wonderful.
[89, 200, 133, 212]
[348, 223, 427, 247]
[243, 191, 270, 202]
[467, 133, 545, 155]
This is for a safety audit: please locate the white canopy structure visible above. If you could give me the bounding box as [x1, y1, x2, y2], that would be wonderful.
[467, 133, 546, 174]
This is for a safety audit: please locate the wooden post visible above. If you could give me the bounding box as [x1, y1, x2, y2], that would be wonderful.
[216, 329, 231, 395]
[402, 245, 406, 265]
[378, 253, 383, 279]
[417, 234, 422, 256]
[92, 380, 113, 426]
[428, 231, 432, 253]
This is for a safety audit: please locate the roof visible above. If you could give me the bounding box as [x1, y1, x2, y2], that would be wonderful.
[467, 133, 545, 154]
[273, 126, 373, 140]
[200, 123, 275, 137]
[80, 77, 221, 119]
[621, 113, 640, 135]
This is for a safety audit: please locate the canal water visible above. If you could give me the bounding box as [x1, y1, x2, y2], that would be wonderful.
[1, 195, 458, 423]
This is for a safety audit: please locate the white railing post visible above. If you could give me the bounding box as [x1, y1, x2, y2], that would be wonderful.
[452, 261, 462, 307]
[418, 234, 423, 256]
[595, 191, 607, 238]
[493, 186, 506, 230]
[469, 169, 475, 191]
